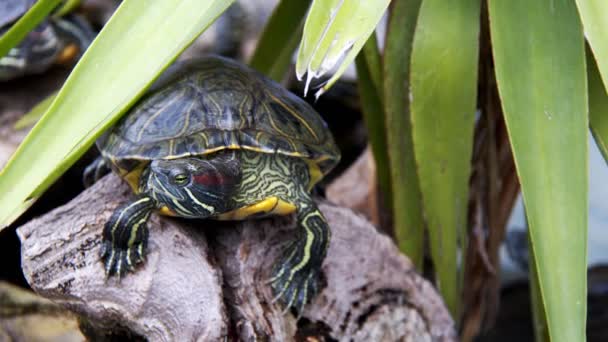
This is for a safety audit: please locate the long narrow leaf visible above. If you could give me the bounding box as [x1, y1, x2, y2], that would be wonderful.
[410, 0, 481, 317]
[529, 237, 550, 342]
[383, 0, 425, 268]
[489, 1, 588, 341]
[0, 0, 234, 228]
[0, 0, 61, 59]
[576, 1, 608, 90]
[361, 34, 383, 100]
[249, 0, 310, 81]
[54, 0, 82, 17]
[296, 0, 390, 97]
[588, 49, 608, 162]
[13, 92, 57, 130]
[355, 49, 390, 202]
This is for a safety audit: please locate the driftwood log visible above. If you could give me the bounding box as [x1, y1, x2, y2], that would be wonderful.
[17, 174, 455, 341]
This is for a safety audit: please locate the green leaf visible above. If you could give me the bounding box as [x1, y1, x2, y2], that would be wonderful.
[361, 33, 383, 101]
[588, 48, 608, 162]
[576, 0, 608, 90]
[355, 46, 391, 203]
[489, 1, 588, 341]
[13, 92, 57, 130]
[529, 237, 550, 342]
[249, 0, 310, 81]
[0, 0, 62, 59]
[409, 0, 480, 317]
[296, 0, 390, 97]
[383, 0, 425, 268]
[54, 0, 82, 17]
[0, 0, 234, 228]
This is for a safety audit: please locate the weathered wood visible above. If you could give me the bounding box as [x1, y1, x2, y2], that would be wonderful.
[0, 281, 85, 342]
[17, 176, 227, 341]
[18, 174, 455, 341]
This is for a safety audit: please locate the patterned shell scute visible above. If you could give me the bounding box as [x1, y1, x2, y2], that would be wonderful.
[100, 56, 340, 175]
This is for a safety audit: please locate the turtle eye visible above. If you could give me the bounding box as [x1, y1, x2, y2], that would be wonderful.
[173, 173, 189, 185]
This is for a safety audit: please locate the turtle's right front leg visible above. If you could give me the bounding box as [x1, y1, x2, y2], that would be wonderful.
[101, 195, 156, 277]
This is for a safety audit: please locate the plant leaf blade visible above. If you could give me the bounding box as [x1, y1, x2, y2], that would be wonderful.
[588, 45, 608, 163]
[383, 0, 425, 268]
[13, 92, 57, 130]
[249, 0, 310, 81]
[489, 1, 588, 341]
[410, 0, 481, 317]
[296, 0, 390, 97]
[355, 45, 390, 202]
[576, 0, 608, 90]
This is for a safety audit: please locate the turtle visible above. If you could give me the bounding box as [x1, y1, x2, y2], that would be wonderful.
[85, 55, 341, 313]
[0, 0, 95, 81]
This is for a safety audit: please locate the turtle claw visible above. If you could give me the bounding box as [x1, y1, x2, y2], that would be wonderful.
[269, 259, 320, 316]
[100, 240, 146, 278]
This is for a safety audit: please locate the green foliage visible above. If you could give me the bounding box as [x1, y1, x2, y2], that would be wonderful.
[588, 49, 608, 162]
[410, 0, 480, 316]
[354, 38, 391, 205]
[361, 34, 384, 100]
[296, 0, 390, 97]
[249, 0, 310, 81]
[13, 92, 57, 130]
[576, 0, 608, 88]
[489, 1, 588, 340]
[54, 0, 82, 17]
[383, 0, 425, 268]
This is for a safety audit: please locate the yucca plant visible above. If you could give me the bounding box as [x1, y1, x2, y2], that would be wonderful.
[1, 0, 606, 340]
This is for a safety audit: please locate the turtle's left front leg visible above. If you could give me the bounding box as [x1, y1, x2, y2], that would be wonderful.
[101, 195, 156, 277]
[83, 156, 110, 187]
[270, 198, 330, 314]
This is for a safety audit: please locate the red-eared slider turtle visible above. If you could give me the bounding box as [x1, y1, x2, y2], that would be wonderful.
[86, 56, 341, 313]
[0, 0, 95, 81]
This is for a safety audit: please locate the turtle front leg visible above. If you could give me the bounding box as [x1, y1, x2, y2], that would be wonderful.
[270, 200, 330, 314]
[83, 156, 110, 187]
[101, 195, 156, 277]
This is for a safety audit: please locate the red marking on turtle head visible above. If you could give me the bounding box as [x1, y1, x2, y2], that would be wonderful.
[193, 172, 224, 186]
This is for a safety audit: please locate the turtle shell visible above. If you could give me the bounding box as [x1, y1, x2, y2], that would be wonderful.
[99, 56, 340, 185]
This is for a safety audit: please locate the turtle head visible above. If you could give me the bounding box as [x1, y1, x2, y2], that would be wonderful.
[146, 154, 241, 218]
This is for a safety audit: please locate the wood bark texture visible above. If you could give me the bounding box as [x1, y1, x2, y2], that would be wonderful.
[17, 174, 455, 341]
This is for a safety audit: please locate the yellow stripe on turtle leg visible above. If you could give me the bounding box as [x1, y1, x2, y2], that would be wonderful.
[270, 203, 330, 312]
[277, 216, 315, 292]
[102, 196, 155, 276]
